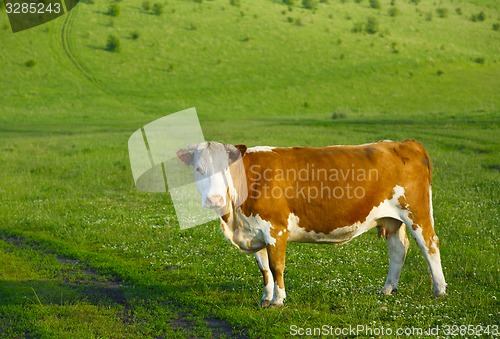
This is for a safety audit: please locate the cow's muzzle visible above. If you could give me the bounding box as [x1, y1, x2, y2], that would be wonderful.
[205, 195, 225, 208]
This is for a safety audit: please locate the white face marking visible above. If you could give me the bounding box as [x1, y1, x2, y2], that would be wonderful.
[195, 172, 227, 207]
[246, 146, 275, 153]
[287, 185, 413, 244]
[190, 142, 232, 209]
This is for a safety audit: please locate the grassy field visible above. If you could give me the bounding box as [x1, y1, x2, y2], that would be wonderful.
[0, 0, 499, 337]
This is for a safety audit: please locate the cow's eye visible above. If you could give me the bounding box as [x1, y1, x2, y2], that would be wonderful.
[195, 166, 204, 175]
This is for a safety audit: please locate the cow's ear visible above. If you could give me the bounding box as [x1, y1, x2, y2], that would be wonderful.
[225, 144, 244, 163]
[235, 144, 247, 157]
[176, 149, 194, 165]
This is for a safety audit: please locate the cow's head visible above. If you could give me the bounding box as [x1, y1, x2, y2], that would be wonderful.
[176, 142, 245, 211]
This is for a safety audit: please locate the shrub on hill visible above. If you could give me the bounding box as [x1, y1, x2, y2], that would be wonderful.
[153, 3, 163, 16]
[302, 0, 318, 10]
[436, 7, 448, 18]
[107, 4, 120, 17]
[369, 0, 381, 9]
[388, 7, 400, 17]
[473, 57, 485, 64]
[130, 31, 140, 40]
[470, 11, 486, 22]
[352, 22, 364, 33]
[142, 1, 151, 11]
[106, 35, 121, 52]
[365, 16, 379, 34]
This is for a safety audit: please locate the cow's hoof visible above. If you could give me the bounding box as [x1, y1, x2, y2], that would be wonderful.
[433, 284, 448, 297]
[433, 291, 448, 298]
[379, 286, 395, 295]
[260, 300, 272, 308]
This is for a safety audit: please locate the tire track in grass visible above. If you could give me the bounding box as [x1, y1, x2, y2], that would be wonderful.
[60, 6, 104, 90]
[0, 233, 246, 338]
[1, 234, 128, 306]
[59, 7, 145, 112]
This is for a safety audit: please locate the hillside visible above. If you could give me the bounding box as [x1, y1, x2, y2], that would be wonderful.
[1, 0, 498, 128]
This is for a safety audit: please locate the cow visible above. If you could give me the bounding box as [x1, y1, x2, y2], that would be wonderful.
[176, 140, 447, 307]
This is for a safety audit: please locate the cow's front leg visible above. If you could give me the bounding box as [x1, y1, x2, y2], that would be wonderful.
[267, 234, 288, 307]
[254, 248, 274, 307]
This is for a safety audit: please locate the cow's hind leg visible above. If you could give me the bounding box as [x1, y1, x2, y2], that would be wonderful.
[404, 220, 447, 296]
[254, 248, 274, 307]
[400, 193, 447, 296]
[266, 233, 288, 307]
[378, 218, 409, 295]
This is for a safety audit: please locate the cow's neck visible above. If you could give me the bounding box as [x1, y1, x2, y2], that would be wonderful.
[220, 159, 248, 221]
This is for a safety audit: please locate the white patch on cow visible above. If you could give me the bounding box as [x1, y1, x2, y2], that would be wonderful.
[246, 146, 275, 153]
[287, 185, 411, 244]
[287, 213, 300, 232]
[358, 140, 393, 146]
[220, 209, 276, 254]
[324, 141, 391, 149]
[263, 280, 274, 303]
[273, 284, 286, 306]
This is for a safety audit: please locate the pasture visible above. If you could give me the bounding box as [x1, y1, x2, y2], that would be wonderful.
[0, 0, 499, 337]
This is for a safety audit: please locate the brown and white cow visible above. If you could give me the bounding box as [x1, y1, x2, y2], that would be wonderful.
[177, 140, 447, 307]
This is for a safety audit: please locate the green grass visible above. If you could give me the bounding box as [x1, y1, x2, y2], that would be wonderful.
[0, 0, 499, 337]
